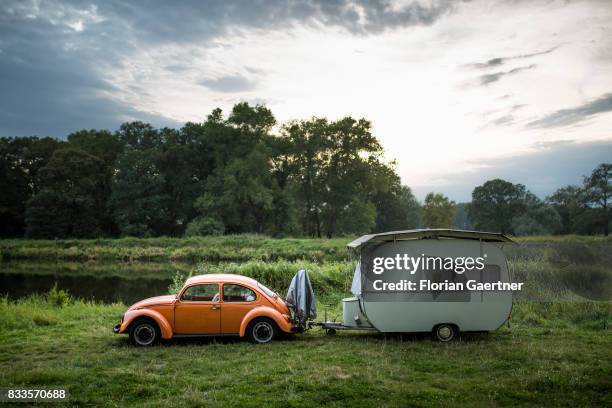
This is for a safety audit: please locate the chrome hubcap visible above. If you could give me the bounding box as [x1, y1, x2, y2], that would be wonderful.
[134, 323, 155, 346]
[253, 322, 273, 343]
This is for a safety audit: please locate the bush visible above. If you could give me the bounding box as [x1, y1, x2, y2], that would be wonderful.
[47, 283, 70, 307]
[168, 270, 193, 295]
[185, 217, 225, 237]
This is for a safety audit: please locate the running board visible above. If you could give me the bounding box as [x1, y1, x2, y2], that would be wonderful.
[172, 333, 239, 338]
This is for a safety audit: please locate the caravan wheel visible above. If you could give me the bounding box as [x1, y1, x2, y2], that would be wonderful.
[433, 324, 457, 342]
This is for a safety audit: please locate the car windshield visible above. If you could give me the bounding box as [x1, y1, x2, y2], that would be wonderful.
[257, 282, 278, 298]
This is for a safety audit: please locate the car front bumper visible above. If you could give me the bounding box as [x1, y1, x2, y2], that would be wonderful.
[113, 323, 121, 334]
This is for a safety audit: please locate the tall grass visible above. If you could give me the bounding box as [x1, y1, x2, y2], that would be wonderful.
[192, 260, 354, 299]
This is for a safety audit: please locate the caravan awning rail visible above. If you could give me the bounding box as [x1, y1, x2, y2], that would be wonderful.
[347, 229, 514, 251]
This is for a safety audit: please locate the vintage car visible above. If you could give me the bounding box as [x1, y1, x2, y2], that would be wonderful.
[113, 274, 296, 346]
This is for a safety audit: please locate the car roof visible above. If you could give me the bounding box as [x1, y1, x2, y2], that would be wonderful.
[184, 273, 258, 286]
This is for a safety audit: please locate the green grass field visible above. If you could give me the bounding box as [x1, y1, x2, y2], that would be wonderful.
[0, 235, 611, 407]
[0, 296, 609, 407]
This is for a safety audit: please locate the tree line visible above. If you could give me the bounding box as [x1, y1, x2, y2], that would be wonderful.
[1, 103, 420, 238]
[0, 102, 609, 238]
[417, 165, 610, 237]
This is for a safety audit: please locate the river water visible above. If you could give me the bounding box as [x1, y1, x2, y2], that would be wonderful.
[0, 261, 195, 304]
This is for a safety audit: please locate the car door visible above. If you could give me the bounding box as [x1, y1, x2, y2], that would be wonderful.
[220, 283, 259, 334]
[174, 283, 221, 334]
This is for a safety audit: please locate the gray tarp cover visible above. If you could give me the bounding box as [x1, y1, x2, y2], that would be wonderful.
[286, 269, 317, 325]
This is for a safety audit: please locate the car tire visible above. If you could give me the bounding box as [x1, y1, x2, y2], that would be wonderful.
[129, 319, 160, 347]
[246, 317, 277, 344]
[433, 324, 457, 342]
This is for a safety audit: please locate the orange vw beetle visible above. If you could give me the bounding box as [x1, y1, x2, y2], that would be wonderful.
[113, 274, 296, 346]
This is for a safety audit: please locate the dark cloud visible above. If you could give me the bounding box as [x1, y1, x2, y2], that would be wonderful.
[412, 140, 612, 202]
[0, 0, 458, 137]
[199, 75, 257, 93]
[526, 93, 612, 129]
[477, 64, 536, 85]
[465, 46, 558, 69]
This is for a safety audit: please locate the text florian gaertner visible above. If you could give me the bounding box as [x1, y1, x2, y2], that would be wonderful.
[370, 254, 524, 292]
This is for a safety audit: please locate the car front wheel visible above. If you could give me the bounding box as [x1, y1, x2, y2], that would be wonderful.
[247, 318, 277, 344]
[129, 319, 160, 347]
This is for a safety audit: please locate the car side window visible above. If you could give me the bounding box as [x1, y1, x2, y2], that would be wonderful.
[222, 284, 256, 302]
[181, 284, 219, 302]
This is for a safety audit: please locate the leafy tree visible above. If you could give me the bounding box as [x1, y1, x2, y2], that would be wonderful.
[24, 191, 73, 238]
[322, 117, 384, 238]
[369, 164, 416, 232]
[512, 194, 561, 235]
[25, 148, 107, 238]
[110, 148, 173, 237]
[336, 197, 377, 235]
[422, 193, 456, 228]
[68, 129, 125, 235]
[228, 102, 276, 133]
[68, 129, 123, 166]
[116, 121, 162, 150]
[267, 135, 300, 236]
[282, 116, 386, 237]
[583, 163, 611, 236]
[187, 104, 281, 234]
[282, 118, 328, 237]
[547, 185, 587, 234]
[0, 137, 66, 236]
[0, 138, 31, 237]
[111, 122, 211, 237]
[453, 203, 473, 230]
[400, 186, 423, 229]
[197, 150, 275, 234]
[467, 179, 527, 234]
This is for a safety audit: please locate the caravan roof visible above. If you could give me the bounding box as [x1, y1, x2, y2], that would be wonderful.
[347, 229, 513, 251]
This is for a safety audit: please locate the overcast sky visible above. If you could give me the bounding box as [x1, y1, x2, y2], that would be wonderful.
[1, 0, 611, 201]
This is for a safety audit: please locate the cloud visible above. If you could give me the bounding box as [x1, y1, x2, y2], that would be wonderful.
[491, 114, 515, 126]
[464, 46, 558, 69]
[199, 75, 257, 93]
[477, 64, 536, 85]
[0, 0, 460, 137]
[412, 140, 612, 202]
[526, 93, 612, 129]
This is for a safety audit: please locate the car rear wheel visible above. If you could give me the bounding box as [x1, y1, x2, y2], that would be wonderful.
[247, 318, 277, 344]
[129, 319, 160, 347]
[433, 324, 457, 342]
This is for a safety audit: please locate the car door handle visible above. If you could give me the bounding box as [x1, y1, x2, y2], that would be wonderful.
[211, 305, 220, 310]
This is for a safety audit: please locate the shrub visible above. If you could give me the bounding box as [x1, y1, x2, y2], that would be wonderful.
[47, 283, 70, 307]
[185, 217, 225, 236]
[168, 270, 193, 294]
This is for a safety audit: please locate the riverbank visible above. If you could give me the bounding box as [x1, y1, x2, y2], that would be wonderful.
[0, 235, 350, 263]
[1, 235, 610, 263]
